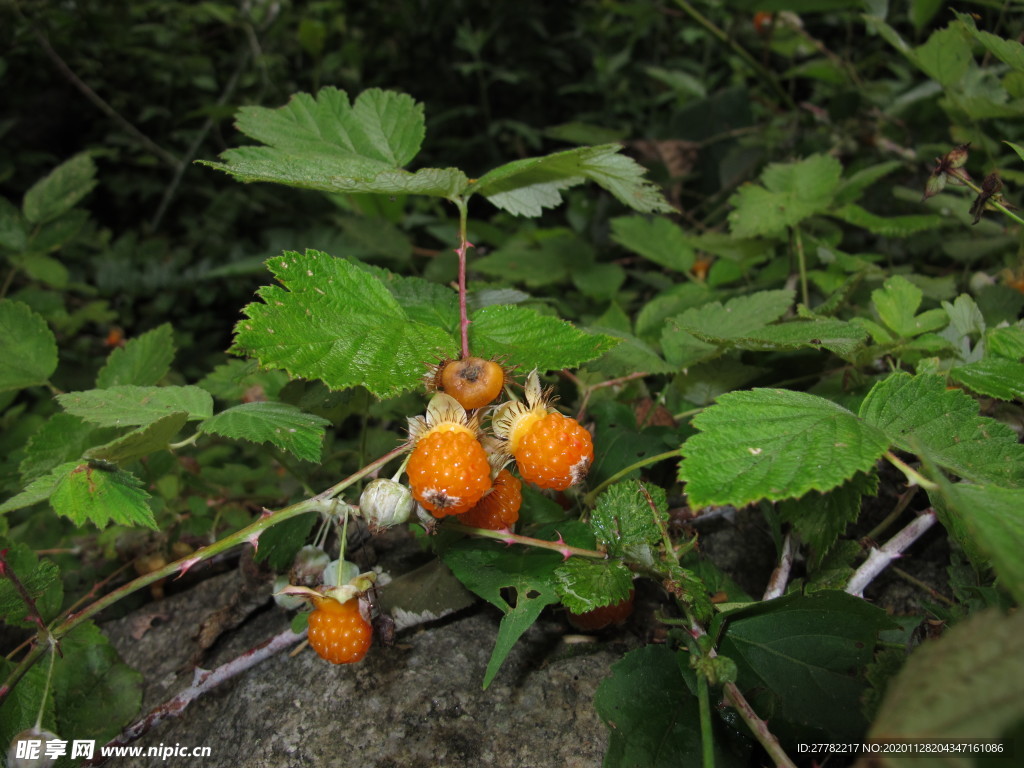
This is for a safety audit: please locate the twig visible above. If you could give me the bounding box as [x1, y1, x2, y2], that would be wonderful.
[150, 43, 251, 230]
[762, 532, 795, 600]
[583, 449, 680, 506]
[454, 198, 473, 359]
[574, 371, 648, 422]
[85, 627, 306, 765]
[845, 509, 938, 598]
[26, 19, 178, 167]
[0, 550, 48, 633]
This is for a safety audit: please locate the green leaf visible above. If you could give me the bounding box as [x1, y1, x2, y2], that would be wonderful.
[728, 154, 843, 238]
[986, 325, 1024, 360]
[940, 483, 1024, 603]
[596, 646, 749, 768]
[200, 87, 470, 198]
[872, 275, 948, 338]
[692, 318, 868, 360]
[0, 463, 76, 515]
[0, 300, 59, 392]
[53, 621, 143, 743]
[0, 196, 28, 251]
[84, 412, 189, 464]
[232, 250, 456, 398]
[19, 413, 99, 483]
[554, 558, 633, 613]
[859, 373, 1024, 487]
[587, 401, 679, 488]
[949, 358, 1024, 401]
[22, 153, 97, 225]
[955, 11, 1024, 74]
[660, 290, 794, 368]
[591, 479, 667, 558]
[716, 591, 897, 742]
[868, 609, 1024, 752]
[588, 329, 676, 378]
[777, 471, 878, 569]
[198, 402, 330, 462]
[252, 513, 317, 571]
[833, 161, 903, 207]
[468, 304, 616, 372]
[57, 385, 214, 428]
[442, 537, 565, 688]
[470, 144, 673, 217]
[680, 389, 890, 509]
[830, 203, 945, 237]
[96, 323, 175, 388]
[913, 25, 973, 86]
[50, 462, 157, 529]
[610, 215, 695, 272]
[0, 542, 63, 627]
[0, 661, 54, 754]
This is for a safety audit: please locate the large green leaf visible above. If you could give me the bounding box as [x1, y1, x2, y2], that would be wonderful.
[232, 250, 457, 398]
[715, 591, 896, 742]
[0, 541, 63, 627]
[0, 300, 59, 392]
[859, 373, 1024, 487]
[84, 413, 189, 464]
[680, 388, 890, 509]
[949, 358, 1024, 401]
[199, 87, 469, 198]
[469, 144, 673, 216]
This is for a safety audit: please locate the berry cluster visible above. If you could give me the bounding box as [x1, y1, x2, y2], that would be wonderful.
[404, 359, 594, 530]
[281, 360, 595, 667]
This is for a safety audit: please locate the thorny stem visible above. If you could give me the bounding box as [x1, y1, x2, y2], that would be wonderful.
[884, 451, 939, 491]
[890, 565, 956, 607]
[583, 449, 680, 506]
[442, 521, 607, 560]
[0, 552, 49, 633]
[454, 197, 473, 358]
[846, 509, 938, 597]
[0, 447, 407, 706]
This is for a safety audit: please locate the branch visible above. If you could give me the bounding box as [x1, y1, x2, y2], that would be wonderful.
[845, 509, 938, 598]
[85, 627, 305, 765]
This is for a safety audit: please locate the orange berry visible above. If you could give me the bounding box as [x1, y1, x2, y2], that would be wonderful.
[567, 590, 635, 631]
[457, 469, 522, 530]
[407, 428, 492, 516]
[435, 357, 506, 410]
[515, 412, 594, 490]
[307, 597, 372, 664]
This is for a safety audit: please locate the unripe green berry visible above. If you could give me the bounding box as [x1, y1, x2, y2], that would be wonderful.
[359, 478, 415, 530]
[7, 728, 61, 768]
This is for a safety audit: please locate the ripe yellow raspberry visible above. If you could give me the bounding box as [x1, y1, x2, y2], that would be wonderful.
[406, 393, 492, 516]
[307, 596, 372, 664]
[515, 412, 593, 490]
[457, 469, 522, 530]
[492, 370, 594, 490]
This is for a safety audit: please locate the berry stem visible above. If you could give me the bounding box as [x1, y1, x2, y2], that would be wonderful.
[454, 197, 473, 359]
[443, 521, 607, 560]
